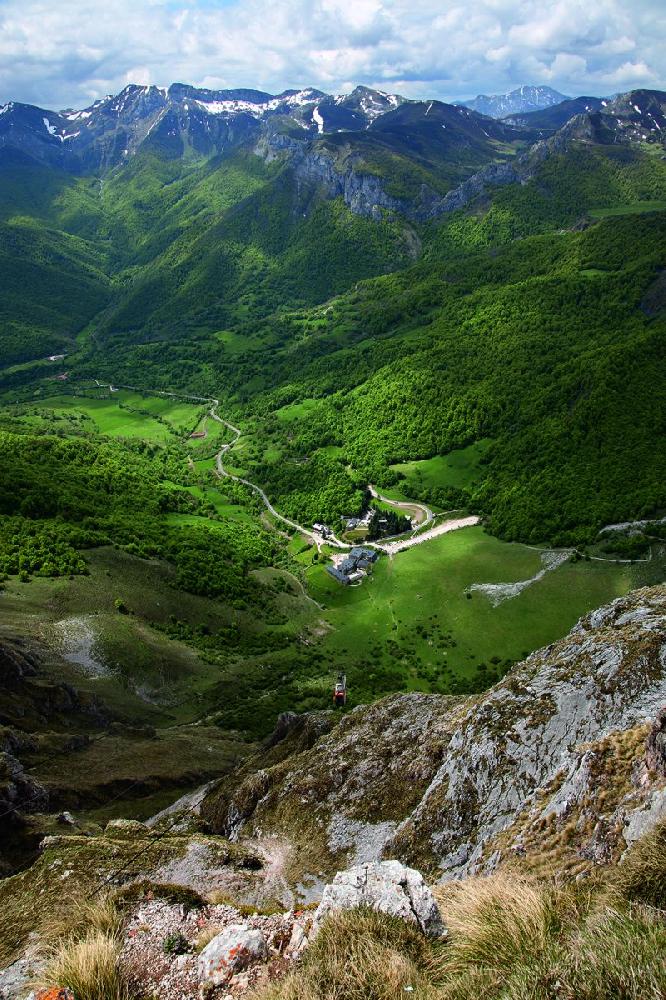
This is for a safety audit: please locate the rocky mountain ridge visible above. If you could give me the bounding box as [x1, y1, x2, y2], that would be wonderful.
[2, 80, 663, 187]
[460, 84, 569, 118]
[201, 586, 666, 882]
[0, 83, 407, 173]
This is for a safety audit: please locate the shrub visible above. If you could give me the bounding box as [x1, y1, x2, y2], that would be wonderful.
[162, 930, 190, 955]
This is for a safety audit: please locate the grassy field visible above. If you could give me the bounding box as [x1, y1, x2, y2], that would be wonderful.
[301, 527, 636, 693]
[389, 441, 491, 494]
[11, 389, 206, 443]
[589, 201, 666, 218]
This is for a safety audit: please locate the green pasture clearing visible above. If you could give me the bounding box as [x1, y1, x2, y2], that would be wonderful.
[18, 391, 204, 442]
[0, 547, 240, 722]
[33, 726, 248, 819]
[390, 440, 491, 493]
[306, 527, 633, 693]
[589, 201, 666, 218]
[275, 398, 322, 422]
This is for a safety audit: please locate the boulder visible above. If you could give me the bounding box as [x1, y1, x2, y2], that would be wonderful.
[313, 860, 446, 939]
[197, 924, 268, 987]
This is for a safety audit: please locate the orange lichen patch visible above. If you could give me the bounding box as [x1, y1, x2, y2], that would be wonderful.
[36, 989, 75, 1000]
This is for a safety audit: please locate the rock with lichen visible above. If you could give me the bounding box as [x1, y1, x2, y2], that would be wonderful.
[197, 924, 268, 988]
[200, 586, 666, 881]
[313, 860, 446, 938]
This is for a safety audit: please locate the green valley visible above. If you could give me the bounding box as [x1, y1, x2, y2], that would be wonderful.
[0, 81, 665, 851]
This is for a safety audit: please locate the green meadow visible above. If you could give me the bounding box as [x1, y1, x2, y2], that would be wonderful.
[12, 389, 206, 443]
[389, 441, 492, 495]
[300, 527, 636, 695]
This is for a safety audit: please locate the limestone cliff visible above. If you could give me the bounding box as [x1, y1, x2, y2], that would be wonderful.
[200, 586, 666, 881]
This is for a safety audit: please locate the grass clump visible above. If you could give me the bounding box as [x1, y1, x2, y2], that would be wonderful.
[554, 905, 666, 1000]
[254, 907, 442, 1000]
[41, 893, 124, 946]
[40, 929, 129, 1000]
[611, 820, 666, 910]
[434, 870, 565, 977]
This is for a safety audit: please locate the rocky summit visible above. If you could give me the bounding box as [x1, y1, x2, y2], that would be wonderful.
[201, 586, 666, 881]
[2, 586, 663, 999]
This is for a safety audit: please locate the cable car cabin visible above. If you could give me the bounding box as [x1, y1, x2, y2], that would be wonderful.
[333, 673, 347, 708]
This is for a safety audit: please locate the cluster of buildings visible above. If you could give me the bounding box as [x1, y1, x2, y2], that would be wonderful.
[341, 511, 373, 531]
[326, 546, 379, 585]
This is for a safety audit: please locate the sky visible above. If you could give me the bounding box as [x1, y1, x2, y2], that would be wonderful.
[0, 0, 664, 110]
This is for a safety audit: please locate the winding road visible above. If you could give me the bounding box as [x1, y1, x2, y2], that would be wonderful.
[92, 381, 479, 555]
[208, 404, 348, 550]
[368, 485, 435, 531]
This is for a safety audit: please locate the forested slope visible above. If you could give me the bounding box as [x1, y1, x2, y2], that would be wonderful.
[1, 111, 665, 546]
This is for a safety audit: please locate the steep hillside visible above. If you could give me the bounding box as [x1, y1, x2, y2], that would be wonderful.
[0, 586, 663, 1000]
[201, 586, 666, 882]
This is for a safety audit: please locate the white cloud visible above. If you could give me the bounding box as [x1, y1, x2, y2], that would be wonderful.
[0, 0, 664, 109]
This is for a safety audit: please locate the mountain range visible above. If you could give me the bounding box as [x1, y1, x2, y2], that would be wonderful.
[3, 82, 666, 178]
[459, 84, 569, 118]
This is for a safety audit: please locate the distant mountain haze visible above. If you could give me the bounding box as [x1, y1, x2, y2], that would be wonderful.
[459, 85, 569, 118]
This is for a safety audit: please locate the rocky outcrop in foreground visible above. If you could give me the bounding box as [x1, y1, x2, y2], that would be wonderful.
[313, 860, 445, 938]
[202, 586, 666, 880]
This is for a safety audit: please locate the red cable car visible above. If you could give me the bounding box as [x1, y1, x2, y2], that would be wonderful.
[333, 672, 347, 708]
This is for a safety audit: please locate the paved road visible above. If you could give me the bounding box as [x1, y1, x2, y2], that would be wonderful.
[369, 485, 435, 531]
[91, 381, 479, 556]
[380, 515, 480, 555]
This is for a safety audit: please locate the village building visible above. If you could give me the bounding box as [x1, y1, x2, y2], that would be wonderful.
[326, 546, 379, 585]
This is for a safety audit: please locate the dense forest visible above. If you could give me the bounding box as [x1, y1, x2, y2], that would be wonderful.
[0, 428, 274, 602]
[1, 135, 665, 551]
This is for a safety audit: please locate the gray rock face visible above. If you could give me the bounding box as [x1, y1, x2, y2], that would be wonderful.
[313, 860, 446, 938]
[388, 587, 666, 877]
[0, 939, 46, 1000]
[198, 924, 268, 987]
[646, 707, 666, 776]
[202, 586, 666, 880]
[623, 789, 666, 847]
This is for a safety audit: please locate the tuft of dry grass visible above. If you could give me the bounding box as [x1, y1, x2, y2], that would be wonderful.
[252, 907, 442, 1000]
[41, 893, 123, 946]
[611, 819, 666, 910]
[40, 929, 129, 1000]
[433, 870, 566, 977]
[555, 904, 666, 1000]
[195, 924, 224, 953]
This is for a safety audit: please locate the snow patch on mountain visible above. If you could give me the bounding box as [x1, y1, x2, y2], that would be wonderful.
[312, 105, 324, 134]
